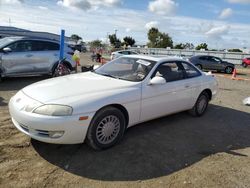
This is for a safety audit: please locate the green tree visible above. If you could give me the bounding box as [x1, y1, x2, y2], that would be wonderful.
[183, 43, 194, 50]
[174, 43, 185, 49]
[70, 34, 82, 43]
[147, 27, 173, 48]
[108, 34, 121, 48]
[174, 43, 194, 50]
[195, 43, 208, 51]
[228, 49, 242, 53]
[89, 40, 104, 49]
[123, 36, 135, 47]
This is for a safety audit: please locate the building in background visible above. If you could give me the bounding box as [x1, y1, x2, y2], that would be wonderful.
[0, 26, 70, 41]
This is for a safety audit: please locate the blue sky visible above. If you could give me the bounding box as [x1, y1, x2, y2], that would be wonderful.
[0, 0, 250, 49]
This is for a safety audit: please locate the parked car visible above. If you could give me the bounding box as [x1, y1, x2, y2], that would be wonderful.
[68, 44, 86, 52]
[0, 37, 76, 81]
[111, 50, 138, 60]
[242, 57, 250, 68]
[9, 55, 218, 150]
[189, 55, 235, 74]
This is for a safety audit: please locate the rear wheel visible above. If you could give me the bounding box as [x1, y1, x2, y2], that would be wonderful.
[189, 91, 209, 117]
[196, 64, 202, 70]
[86, 107, 126, 150]
[242, 63, 248, 68]
[52, 63, 71, 77]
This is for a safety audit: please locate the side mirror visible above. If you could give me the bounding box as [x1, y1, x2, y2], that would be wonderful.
[3, 47, 12, 53]
[149, 76, 166, 85]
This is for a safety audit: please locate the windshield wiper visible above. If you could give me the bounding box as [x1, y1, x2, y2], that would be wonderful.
[101, 73, 118, 79]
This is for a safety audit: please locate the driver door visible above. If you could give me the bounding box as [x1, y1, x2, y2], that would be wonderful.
[140, 61, 193, 122]
[2, 40, 34, 75]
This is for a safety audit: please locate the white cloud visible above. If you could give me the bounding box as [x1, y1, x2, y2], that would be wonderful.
[38, 6, 48, 10]
[0, 0, 23, 4]
[219, 8, 233, 19]
[205, 25, 230, 39]
[227, 0, 250, 4]
[57, 0, 91, 10]
[57, 0, 121, 11]
[125, 28, 131, 32]
[148, 0, 178, 16]
[1, 2, 250, 49]
[145, 21, 159, 29]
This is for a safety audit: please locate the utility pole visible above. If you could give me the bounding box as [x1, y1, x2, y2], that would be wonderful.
[106, 32, 110, 44]
[9, 18, 11, 26]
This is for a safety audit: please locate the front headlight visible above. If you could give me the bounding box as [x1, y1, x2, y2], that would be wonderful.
[24, 101, 42, 112]
[33, 105, 73, 116]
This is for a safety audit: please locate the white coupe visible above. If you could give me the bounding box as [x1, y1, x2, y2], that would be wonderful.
[9, 55, 218, 150]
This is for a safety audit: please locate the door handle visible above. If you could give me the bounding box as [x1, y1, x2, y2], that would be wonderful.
[185, 85, 190, 88]
[26, 54, 33, 57]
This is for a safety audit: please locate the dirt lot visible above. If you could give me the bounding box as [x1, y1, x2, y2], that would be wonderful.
[0, 53, 250, 188]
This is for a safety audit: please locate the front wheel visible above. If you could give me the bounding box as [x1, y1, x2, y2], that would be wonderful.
[86, 107, 126, 150]
[189, 92, 209, 117]
[225, 66, 234, 74]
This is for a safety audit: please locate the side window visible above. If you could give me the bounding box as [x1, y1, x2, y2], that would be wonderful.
[7, 41, 32, 52]
[207, 56, 220, 63]
[32, 41, 59, 51]
[211, 57, 221, 63]
[47, 42, 60, 51]
[153, 62, 185, 82]
[199, 56, 207, 61]
[181, 62, 201, 78]
[122, 51, 129, 55]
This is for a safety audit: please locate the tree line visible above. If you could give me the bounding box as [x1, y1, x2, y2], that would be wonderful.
[70, 28, 243, 52]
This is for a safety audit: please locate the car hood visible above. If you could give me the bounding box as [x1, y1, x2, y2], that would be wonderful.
[22, 72, 139, 103]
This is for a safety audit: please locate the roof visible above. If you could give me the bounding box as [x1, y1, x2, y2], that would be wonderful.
[3, 36, 59, 42]
[0, 26, 29, 32]
[0, 26, 70, 41]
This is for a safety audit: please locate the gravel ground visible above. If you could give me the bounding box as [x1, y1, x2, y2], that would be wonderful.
[0, 53, 250, 188]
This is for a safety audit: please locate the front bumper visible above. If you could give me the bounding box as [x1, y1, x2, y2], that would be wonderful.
[9, 96, 95, 144]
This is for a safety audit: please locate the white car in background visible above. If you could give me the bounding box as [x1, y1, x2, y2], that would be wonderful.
[110, 50, 138, 60]
[9, 55, 218, 150]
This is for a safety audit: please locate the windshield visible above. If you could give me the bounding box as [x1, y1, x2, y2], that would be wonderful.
[94, 57, 156, 82]
[0, 38, 15, 49]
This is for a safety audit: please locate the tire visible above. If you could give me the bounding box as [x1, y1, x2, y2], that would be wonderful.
[189, 91, 209, 117]
[196, 64, 202, 70]
[86, 107, 126, 150]
[225, 66, 234, 74]
[52, 63, 71, 77]
[242, 63, 248, 68]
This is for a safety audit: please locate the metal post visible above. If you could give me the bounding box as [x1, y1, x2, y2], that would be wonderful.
[59, 29, 65, 61]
